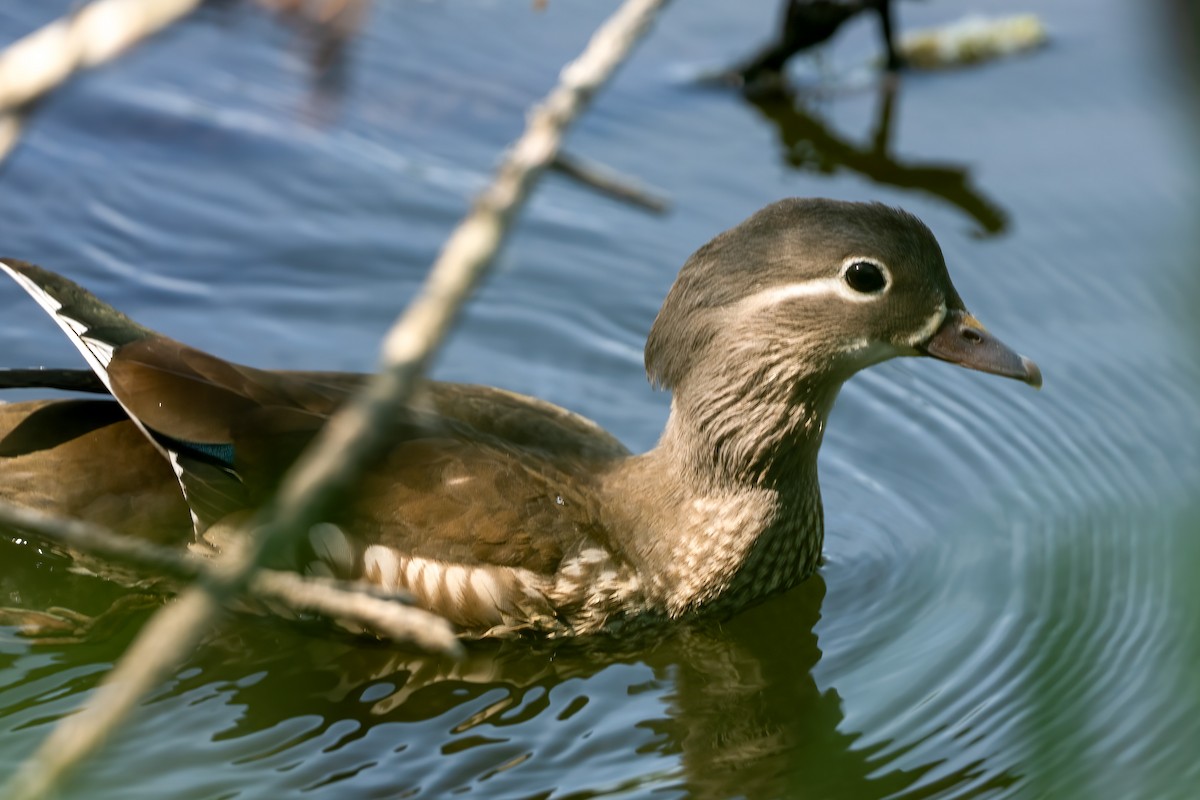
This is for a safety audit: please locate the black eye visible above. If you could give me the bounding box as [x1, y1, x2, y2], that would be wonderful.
[843, 260, 887, 294]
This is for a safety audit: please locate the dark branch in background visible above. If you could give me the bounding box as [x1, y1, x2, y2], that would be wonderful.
[742, 77, 1008, 235]
[715, 3, 1047, 92]
[259, 0, 371, 73]
[730, 0, 900, 90]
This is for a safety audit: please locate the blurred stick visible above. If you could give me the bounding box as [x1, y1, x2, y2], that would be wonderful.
[251, 569, 455, 649]
[0, 0, 201, 110]
[552, 150, 671, 214]
[0, 0, 203, 162]
[1, 0, 669, 797]
[0, 0, 665, 214]
[0, 501, 458, 651]
[0, 110, 25, 163]
[896, 14, 1048, 70]
[0, 0, 368, 164]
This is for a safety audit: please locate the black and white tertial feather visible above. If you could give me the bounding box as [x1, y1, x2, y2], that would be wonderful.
[0, 260, 246, 534]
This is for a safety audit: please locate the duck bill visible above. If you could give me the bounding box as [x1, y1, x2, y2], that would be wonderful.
[918, 309, 1042, 389]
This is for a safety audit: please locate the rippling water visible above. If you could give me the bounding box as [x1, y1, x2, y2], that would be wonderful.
[1, 0, 1198, 797]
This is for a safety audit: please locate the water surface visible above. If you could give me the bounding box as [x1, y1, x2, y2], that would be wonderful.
[1, 1, 1197, 797]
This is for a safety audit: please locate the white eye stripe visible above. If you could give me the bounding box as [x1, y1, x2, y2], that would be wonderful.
[734, 257, 893, 313]
[736, 277, 847, 311]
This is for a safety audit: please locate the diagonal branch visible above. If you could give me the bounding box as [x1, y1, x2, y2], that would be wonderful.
[0, 0, 202, 111]
[0, 0, 204, 162]
[1, 0, 671, 797]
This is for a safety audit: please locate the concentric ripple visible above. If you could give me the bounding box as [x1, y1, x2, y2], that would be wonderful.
[2, 0, 1199, 798]
[811, 327, 1200, 797]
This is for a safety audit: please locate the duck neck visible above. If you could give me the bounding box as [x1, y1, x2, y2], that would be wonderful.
[609, 371, 841, 616]
[664, 370, 838, 491]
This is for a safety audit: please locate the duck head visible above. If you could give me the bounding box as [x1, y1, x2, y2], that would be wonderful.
[645, 198, 1040, 481]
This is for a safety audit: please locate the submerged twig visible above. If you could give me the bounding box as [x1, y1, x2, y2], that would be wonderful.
[0, 501, 208, 582]
[0, 501, 458, 650]
[1, 0, 670, 797]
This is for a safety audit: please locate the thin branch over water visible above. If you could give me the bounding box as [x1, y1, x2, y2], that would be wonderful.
[0, 0, 671, 797]
[0, 0, 204, 162]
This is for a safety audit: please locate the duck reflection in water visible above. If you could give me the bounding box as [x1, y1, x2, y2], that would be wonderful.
[0, 533, 1020, 796]
[40, 570, 1006, 798]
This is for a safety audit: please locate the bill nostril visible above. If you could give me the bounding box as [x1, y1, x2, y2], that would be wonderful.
[962, 329, 984, 344]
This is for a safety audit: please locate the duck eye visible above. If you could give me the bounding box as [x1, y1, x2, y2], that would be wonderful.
[843, 260, 887, 294]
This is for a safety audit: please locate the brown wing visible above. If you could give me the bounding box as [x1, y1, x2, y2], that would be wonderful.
[2, 261, 630, 577]
[0, 400, 192, 544]
[107, 337, 627, 462]
[424, 383, 630, 463]
[340, 436, 614, 575]
[106, 338, 358, 444]
[98, 337, 627, 574]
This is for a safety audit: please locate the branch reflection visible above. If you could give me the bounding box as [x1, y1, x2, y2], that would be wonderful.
[742, 76, 1009, 236]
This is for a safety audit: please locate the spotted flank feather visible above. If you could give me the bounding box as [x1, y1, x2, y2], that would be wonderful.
[297, 523, 646, 638]
[300, 522, 562, 636]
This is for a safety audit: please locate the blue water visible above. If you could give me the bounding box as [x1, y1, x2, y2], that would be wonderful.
[1, 0, 1198, 797]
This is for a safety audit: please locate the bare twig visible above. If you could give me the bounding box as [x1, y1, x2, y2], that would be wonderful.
[1, 0, 670, 797]
[0, 0, 203, 162]
[0, 501, 459, 650]
[552, 151, 671, 214]
[0, 501, 211, 582]
[251, 569, 456, 653]
[0, 0, 202, 111]
[0, 110, 24, 163]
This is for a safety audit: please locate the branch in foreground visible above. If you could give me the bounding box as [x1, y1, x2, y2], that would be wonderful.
[251, 570, 457, 653]
[0, 0, 203, 112]
[0, 501, 460, 653]
[1, 1, 670, 798]
[0, 109, 24, 164]
[0, 0, 203, 162]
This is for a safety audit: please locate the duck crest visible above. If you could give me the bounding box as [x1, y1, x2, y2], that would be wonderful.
[0, 199, 1042, 638]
